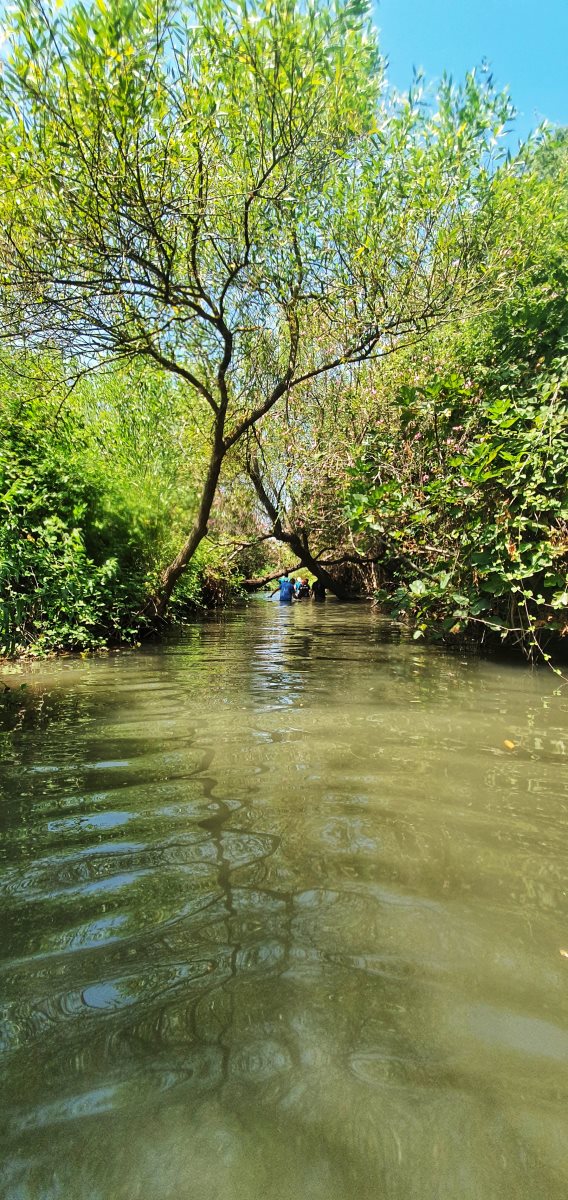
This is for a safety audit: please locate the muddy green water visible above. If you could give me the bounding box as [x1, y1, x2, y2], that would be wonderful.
[1, 602, 568, 1200]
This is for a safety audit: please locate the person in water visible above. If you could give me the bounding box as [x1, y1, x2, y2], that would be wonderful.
[296, 577, 310, 599]
[271, 571, 295, 603]
[311, 577, 326, 601]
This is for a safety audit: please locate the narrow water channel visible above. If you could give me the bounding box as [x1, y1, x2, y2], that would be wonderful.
[1, 602, 567, 1199]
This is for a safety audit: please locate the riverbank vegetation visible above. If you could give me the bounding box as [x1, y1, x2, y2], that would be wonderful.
[343, 134, 568, 657]
[0, 0, 566, 658]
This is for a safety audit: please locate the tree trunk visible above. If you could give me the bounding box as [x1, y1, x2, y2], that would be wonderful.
[146, 440, 224, 618]
[247, 457, 354, 601]
[284, 530, 354, 600]
[241, 564, 303, 591]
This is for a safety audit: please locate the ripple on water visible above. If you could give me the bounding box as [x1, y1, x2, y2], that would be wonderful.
[6, 1047, 225, 1136]
[46, 810, 136, 835]
[0, 836, 221, 903]
[229, 1039, 293, 1082]
[81, 959, 218, 1012]
[2, 611, 568, 1200]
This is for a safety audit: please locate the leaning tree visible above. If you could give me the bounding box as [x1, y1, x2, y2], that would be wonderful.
[0, 0, 513, 613]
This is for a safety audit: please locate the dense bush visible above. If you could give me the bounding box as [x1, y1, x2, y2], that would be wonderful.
[345, 275, 568, 658]
[0, 364, 237, 655]
[342, 134, 568, 659]
[1, 383, 150, 653]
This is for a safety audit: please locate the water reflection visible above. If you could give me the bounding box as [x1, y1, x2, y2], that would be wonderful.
[1, 604, 568, 1199]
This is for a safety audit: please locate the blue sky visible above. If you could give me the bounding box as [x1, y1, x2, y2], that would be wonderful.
[374, 0, 568, 148]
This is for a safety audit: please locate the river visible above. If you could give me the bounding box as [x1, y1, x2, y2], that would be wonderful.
[1, 601, 567, 1199]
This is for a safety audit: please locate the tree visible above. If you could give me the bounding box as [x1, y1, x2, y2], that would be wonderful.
[343, 131, 568, 656]
[241, 369, 374, 597]
[0, 0, 513, 615]
[0, 356, 187, 653]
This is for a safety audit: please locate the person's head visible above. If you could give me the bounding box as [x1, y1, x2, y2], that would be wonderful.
[303, 578, 309, 585]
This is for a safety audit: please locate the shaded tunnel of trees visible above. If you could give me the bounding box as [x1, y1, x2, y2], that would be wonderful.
[0, 0, 566, 661]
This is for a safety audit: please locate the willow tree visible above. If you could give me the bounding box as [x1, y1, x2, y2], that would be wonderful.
[0, 0, 512, 614]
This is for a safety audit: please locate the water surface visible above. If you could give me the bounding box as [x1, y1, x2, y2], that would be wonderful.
[1, 603, 568, 1199]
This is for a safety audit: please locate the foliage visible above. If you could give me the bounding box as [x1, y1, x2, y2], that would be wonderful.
[344, 141, 568, 658]
[232, 368, 372, 595]
[347, 369, 567, 653]
[0, 2, 563, 657]
[0, 359, 225, 654]
[0, 0, 514, 611]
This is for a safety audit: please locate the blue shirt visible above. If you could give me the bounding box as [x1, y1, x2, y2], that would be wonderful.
[279, 577, 294, 602]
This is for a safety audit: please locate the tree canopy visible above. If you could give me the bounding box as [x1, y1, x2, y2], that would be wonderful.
[1, 1, 565, 660]
[0, 0, 514, 614]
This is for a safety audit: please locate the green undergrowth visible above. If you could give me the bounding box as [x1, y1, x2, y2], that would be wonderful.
[345, 286, 568, 664]
[0, 364, 238, 657]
